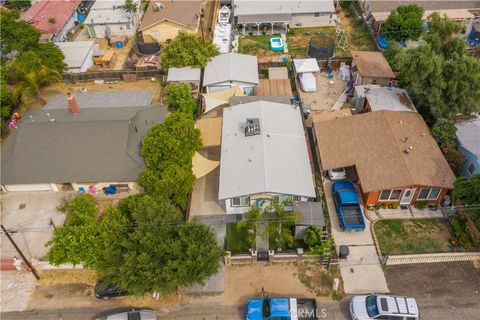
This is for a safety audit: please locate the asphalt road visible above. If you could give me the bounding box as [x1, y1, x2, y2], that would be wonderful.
[3, 297, 480, 320]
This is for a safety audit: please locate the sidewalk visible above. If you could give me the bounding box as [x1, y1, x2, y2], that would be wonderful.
[323, 180, 389, 294]
[0, 271, 36, 312]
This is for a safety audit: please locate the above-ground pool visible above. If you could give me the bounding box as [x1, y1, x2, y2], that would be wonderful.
[270, 37, 284, 52]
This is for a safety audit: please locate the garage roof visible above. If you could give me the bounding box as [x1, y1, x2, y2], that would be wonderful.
[56, 41, 94, 70]
[203, 53, 259, 86]
[1, 97, 167, 185]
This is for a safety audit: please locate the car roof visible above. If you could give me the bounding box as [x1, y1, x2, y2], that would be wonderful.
[376, 295, 419, 316]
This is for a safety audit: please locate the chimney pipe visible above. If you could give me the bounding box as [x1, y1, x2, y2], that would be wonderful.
[67, 92, 80, 115]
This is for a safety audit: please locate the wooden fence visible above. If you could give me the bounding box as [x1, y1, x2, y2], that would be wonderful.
[62, 69, 164, 83]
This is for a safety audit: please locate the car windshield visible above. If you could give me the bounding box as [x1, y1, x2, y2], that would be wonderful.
[332, 168, 344, 173]
[127, 312, 141, 320]
[366, 295, 379, 318]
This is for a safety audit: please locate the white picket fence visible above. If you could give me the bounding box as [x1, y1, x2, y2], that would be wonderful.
[384, 252, 480, 265]
[31, 259, 84, 271]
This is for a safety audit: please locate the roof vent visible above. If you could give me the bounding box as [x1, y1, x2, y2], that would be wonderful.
[404, 146, 413, 154]
[154, 2, 165, 11]
[244, 118, 260, 137]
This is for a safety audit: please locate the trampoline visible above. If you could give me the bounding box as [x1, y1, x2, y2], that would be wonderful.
[307, 35, 335, 59]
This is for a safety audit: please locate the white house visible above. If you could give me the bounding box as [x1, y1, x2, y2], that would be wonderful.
[84, 0, 142, 38]
[56, 41, 95, 73]
[218, 100, 316, 214]
[203, 53, 259, 95]
[233, 0, 336, 34]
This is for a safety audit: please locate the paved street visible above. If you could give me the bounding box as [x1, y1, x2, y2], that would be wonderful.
[3, 297, 480, 320]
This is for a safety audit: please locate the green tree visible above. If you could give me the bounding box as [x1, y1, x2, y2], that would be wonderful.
[1, 69, 12, 136]
[46, 197, 129, 268]
[432, 118, 457, 148]
[383, 4, 424, 42]
[383, 41, 403, 71]
[304, 225, 323, 248]
[453, 175, 480, 205]
[237, 206, 263, 247]
[160, 32, 219, 70]
[58, 194, 97, 226]
[123, 0, 138, 14]
[141, 112, 201, 169]
[164, 82, 198, 115]
[32, 42, 66, 73]
[138, 163, 196, 208]
[396, 44, 446, 120]
[424, 13, 463, 59]
[0, 9, 40, 60]
[6, 51, 62, 105]
[8, 0, 31, 10]
[98, 195, 223, 295]
[266, 201, 301, 249]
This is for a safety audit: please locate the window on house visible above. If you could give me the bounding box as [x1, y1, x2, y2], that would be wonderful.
[417, 188, 441, 200]
[231, 196, 250, 207]
[379, 189, 403, 201]
[152, 31, 160, 38]
[468, 162, 476, 175]
[314, 12, 320, 17]
[273, 195, 300, 204]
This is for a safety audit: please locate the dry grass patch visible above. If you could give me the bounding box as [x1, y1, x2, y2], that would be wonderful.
[297, 262, 344, 300]
[37, 270, 98, 287]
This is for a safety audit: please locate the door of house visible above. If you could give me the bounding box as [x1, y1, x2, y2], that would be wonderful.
[400, 188, 416, 205]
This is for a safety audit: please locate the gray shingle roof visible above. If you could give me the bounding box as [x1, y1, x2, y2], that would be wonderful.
[203, 53, 259, 86]
[218, 100, 315, 200]
[233, 0, 335, 16]
[1, 101, 167, 185]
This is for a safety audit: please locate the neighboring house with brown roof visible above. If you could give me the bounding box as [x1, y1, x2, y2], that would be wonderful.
[359, 1, 480, 36]
[312, 110, 455, 207]
[139, 0, 203, 43]
[351, 51, 396, 86]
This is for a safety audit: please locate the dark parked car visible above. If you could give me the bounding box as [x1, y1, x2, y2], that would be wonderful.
[94, 280, 128, 300]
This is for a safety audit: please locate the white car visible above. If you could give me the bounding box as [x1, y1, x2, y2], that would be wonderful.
[96, 309, 157, 320]
[350, 294, 419, 320]
[328, 167, 347, 180]
[298, 72, 317, 92]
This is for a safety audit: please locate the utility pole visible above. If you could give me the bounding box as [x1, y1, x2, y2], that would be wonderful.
[1, 224, 40, 280]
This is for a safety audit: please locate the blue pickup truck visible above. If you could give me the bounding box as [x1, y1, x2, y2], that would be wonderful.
[246, 296, 318, 320]
[332, 181, 365, 231]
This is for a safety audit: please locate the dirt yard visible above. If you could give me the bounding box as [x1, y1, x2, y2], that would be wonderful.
[40, 80, 163, 106]
[219, 263, 342, 306]
[385, 261, 480, 299]
[299, 72, 347, 112]
[28, 270, 185, 311]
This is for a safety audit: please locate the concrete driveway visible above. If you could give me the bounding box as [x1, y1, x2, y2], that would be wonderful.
[323, 180, 389, 294]
[1, 192, 69, 260]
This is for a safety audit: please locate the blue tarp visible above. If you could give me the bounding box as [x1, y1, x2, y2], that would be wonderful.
[377, 34, 406, 49]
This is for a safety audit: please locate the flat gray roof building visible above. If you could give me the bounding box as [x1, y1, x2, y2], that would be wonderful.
[167, 67, 201, 83]
[233, 0, 335, 16]
[218, 100, 315, 200]
[365, 87, 416, 113]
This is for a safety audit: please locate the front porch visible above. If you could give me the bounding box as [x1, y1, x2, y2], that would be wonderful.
[236, 14, 291, 35]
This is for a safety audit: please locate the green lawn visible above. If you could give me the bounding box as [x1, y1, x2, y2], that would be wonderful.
[226, 222, 254, 253]
[375, 219, 453, 255]
[287, 27, 336, 56]
[238, 34, 281, 55]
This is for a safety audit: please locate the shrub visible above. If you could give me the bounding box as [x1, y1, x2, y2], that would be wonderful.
[414, 201, 427, 210]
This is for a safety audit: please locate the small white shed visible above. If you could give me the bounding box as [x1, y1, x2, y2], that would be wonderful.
[56, 41, 95, 73]
[293, 58, 320, 74]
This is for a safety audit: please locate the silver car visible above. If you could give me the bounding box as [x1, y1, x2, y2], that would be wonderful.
[95, 309, 157, 320]
[350, 294, 419, 320]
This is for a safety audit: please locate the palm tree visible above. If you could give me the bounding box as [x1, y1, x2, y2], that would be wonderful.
[7, 51, 61, 105]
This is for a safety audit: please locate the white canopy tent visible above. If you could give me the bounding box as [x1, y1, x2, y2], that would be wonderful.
[293, 58, 320, 74]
